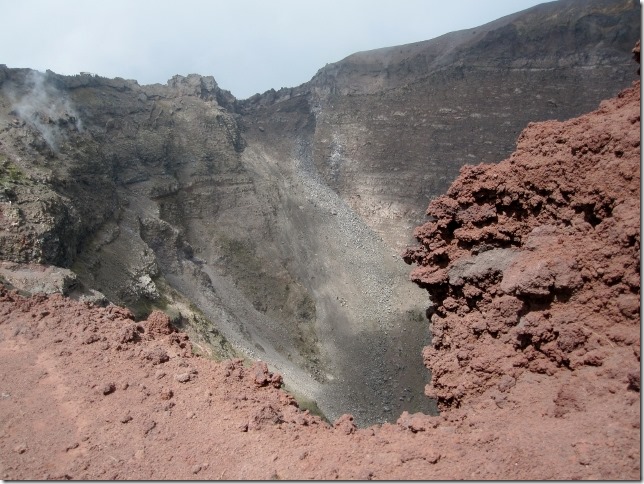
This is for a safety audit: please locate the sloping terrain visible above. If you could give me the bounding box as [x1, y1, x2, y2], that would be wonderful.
[0, 71, 640, 479]
[0, 0, 640, 427]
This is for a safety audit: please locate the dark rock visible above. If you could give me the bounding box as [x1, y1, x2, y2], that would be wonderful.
[102, 383, 116, 395]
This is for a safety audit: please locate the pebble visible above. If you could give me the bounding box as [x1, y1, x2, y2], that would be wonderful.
[65, 442, 79, 452]
[143, 420, 156, 435]
[102, 383, 116, 395]
[13, 443, 27, 454]
[176, 373, 191, 383]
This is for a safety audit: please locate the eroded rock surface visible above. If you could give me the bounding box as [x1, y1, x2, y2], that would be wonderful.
[404, 76, 640, 411]
[403, 70, 640, 477]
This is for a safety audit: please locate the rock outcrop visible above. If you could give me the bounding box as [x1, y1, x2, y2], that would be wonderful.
[404, 53, 640, 449]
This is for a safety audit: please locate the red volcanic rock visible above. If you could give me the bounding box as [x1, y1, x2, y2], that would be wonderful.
[144, 310, 175, 336]
[332, 414, 357, 435]
[251, 361, 283, 388]
[145, 346, 170, 365]
[402, 77, 640, 477]
[405, 79, 640, 412]
[396, 411, 440, 433]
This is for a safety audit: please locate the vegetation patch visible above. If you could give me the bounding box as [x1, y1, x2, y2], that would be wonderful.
[0, 155, 27, 188]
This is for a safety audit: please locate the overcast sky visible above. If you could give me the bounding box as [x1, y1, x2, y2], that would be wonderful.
[2, 0, 548, 99]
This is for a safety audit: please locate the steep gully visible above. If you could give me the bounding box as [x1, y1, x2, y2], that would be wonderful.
[0, 0, 640, 426]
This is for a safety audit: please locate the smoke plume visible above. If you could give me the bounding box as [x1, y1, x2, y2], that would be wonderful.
[5, 70, 82, 152]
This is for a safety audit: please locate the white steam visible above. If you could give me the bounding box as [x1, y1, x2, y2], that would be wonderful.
[6, 70, 83, 151]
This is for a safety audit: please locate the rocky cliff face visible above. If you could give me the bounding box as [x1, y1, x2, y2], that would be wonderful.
[0, 0, 639, 425]
[293, 0, 639, 251]
[0, 67, 431, 425]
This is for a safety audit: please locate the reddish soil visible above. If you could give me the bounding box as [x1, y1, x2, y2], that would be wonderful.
[0, 68, 640, 480]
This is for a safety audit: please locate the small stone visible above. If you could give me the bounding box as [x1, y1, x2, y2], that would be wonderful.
[333, 414, 357, 435]
[627, 369, 640, 392]
[102, 383, 116, 395]
[119, 324, 139, 344]
[572, 441, 592, 466]
[498, 375, 517, 393]
[65, 442, 80, 452]
[143, 420, 156, 435]
[83, 334, 100, 345]
[145, 311, 175, 335]
[426, 451, 441, 464]
[14, 443, 27, 454]
[192, 465, 202, 474]
[145, 347, 170, 365]
[160, 388, 174, 400]
[176, 373, 191, 383]
[121, 413, 133, 423]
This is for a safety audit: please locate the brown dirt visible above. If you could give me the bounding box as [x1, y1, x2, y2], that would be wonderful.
[0, 77, 641, 481]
